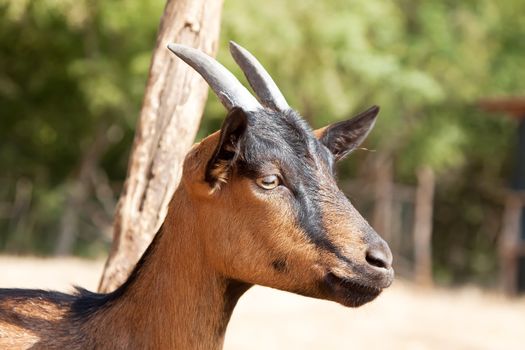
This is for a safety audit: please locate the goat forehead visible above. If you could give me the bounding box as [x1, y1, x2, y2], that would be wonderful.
[244, 109, 331, 170]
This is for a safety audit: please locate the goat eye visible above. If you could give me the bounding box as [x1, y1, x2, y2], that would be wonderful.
[256, 175, 281, 190]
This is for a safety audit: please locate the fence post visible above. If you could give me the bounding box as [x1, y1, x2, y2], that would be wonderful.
[413, 166, 435, 286]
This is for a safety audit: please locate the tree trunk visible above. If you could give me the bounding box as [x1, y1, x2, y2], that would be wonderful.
[98, 0, 224, 292]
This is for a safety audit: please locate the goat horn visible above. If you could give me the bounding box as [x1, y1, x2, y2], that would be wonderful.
[229, 41, 290, 111]
[167, 44, 261, 111]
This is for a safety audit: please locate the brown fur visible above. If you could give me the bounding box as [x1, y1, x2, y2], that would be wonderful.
[0, 121, 392, 349]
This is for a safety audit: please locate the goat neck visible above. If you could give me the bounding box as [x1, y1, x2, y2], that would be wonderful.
[83, 187, 250, 349]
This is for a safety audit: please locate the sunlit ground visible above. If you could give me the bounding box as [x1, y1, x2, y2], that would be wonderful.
[1, 256, 523, 350]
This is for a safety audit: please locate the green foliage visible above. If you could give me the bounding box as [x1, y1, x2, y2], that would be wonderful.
[0, 0, 523, 284]
[0, 0, 165, 255]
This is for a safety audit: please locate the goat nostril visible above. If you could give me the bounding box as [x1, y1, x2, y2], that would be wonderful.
[365, 249, 390, 270]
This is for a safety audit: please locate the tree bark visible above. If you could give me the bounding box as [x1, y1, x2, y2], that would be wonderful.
[98, 0, 224, 292]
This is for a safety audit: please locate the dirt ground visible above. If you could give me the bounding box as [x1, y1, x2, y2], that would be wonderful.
[1, 256, 524, 350]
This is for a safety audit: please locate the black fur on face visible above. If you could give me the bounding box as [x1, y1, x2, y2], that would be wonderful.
[234, 109, 341, 255]
[206, 106, 379, 263]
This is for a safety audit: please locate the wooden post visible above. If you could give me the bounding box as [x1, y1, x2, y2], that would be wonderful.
[413, 166, 435, 286]
[513, 120, 525, 293]
[98, 0, 224, 292]
[479, 99, 525, 294]
[500, 193, 522, 295]
[372, 154, 394, 243]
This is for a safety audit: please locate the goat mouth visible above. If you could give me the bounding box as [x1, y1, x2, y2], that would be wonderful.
[323, 272, 383, 307]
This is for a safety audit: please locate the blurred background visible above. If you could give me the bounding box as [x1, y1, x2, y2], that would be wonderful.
[1, 0, 525, 348]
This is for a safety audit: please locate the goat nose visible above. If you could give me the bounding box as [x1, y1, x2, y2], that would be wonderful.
[365, 240, 393, 270]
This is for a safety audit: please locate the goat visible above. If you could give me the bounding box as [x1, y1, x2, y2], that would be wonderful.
[0, 42, 394, 349]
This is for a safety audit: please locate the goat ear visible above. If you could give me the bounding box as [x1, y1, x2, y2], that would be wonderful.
[315, 105, 379, 161]
[205, 107, 248, 190]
